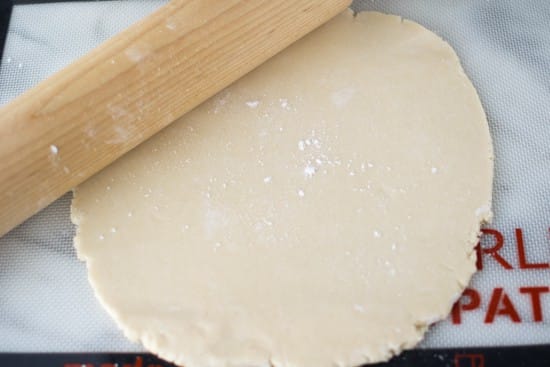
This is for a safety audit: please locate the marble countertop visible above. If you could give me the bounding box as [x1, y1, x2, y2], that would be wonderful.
[0, 0, 549, 353]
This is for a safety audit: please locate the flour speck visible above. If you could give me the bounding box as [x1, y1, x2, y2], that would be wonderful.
[279, 98, 290, 110]
[331, 87, 356, 107]
[50, 145, 59, 155]
[353, 304, 366, 313]
[304, 165, 316, 178]
[165, 19, 177, 30]
[475, 204, 491, 218]
[246, 100, 260, 108]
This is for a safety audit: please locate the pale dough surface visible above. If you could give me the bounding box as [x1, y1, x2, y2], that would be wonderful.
[72, 11, 493, 367]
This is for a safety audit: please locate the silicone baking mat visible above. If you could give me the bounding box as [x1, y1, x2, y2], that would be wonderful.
[1, 1, 549, 366]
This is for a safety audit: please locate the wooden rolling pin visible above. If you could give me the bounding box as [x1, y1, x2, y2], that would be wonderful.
[0, 0, 351, 237]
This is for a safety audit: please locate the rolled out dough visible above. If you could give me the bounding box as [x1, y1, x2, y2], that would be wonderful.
[72, 10, 493, 367]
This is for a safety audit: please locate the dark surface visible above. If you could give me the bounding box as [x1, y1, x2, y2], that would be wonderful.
[0, 0, 12, 62]
[13, 0, 113, 4]
[1, 346, 550, 367]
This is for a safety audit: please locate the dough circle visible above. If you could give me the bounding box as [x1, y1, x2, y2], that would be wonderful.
[72, 11, 493, 367]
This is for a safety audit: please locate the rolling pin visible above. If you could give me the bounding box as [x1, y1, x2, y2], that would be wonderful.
[0, 0, 351, 237]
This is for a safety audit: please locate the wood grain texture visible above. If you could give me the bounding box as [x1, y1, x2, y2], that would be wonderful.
[0, 0, 351, 237]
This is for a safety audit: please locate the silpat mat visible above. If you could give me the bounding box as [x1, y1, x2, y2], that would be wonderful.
[0, 1, 549, 366]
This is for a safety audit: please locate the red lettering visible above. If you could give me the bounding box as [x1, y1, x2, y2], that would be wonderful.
[123, 356, 143, 367]
[520, 286, 550, 322]
[485, 287, 521, 323]
[65, 357, 163, 367]
[451, 288, 481, 324]
[475, 244, 482, 270]
[477, 229, 513, 270]
[454, 353, 485, 367]
[516, 228, 549, 269]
